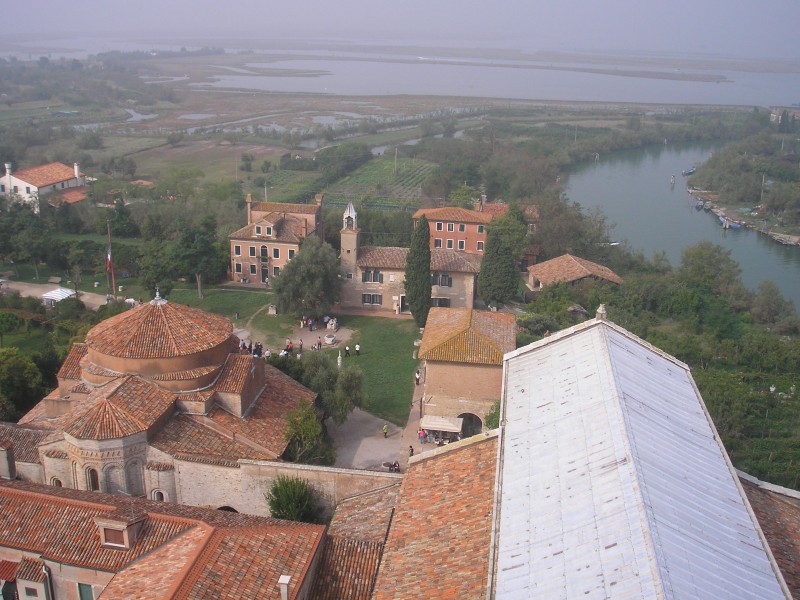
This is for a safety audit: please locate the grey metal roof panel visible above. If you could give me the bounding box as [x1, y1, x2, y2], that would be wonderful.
[494, 320, 788, 599]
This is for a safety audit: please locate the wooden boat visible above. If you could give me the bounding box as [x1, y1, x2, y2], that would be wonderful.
[720, 216, 743, 229]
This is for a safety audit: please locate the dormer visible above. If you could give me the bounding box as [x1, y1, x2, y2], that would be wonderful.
[94, 507, 148, 550]
[255, 223, 274, 238]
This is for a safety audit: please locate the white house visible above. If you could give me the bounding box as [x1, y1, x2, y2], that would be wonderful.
[2, 162, 85, 213]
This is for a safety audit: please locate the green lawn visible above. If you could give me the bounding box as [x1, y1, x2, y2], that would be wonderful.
[332, 315, 419, 425]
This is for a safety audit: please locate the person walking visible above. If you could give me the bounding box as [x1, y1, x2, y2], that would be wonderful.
[345, 345, 350, 357]
[382, 423, 389, 438]
[299, 339, 303, 353]
[415, 370, 420, 385]
[418, 428, 426, 443]
[355, 343, 360, 356]
[408, 445, 414, 457]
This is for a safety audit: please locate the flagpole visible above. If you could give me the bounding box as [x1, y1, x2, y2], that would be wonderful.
[107, 221, 116, 299]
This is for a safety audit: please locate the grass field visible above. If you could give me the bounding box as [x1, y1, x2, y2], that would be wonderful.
[325, 157, 437, 205]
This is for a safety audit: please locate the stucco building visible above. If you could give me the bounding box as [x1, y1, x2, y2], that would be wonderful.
[412, 203, 501, 256]
[339, 203, 482, 313]
[2, 162, 86, 213]
[229, 193, 323, 283]
[417, 307, 516, 435]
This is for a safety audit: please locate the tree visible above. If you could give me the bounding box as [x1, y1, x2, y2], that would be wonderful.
[272, 236, 342, 318]
[283, 399, 332, 465]
[139, 242, 177, 298]
[0, 313, 20, 347]
[478, 228, 519, 306]
[488, 205, 529, 260]
[171, 216, 225, 299]
[405, 215, 432, 327]
[751, 281, 795, 324]
[485, 400, 501, 430]
[0, 347, 43, 418]
[678, 241, 745, 300]
[266, 475, 321, 523]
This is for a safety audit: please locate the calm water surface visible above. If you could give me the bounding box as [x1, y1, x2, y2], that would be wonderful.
[566, 142, 800, 307]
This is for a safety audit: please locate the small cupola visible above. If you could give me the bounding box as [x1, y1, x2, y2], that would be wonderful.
[95, 506, 148, 550]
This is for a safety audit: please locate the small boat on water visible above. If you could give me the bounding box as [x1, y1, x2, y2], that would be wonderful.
[720, 216, 743, 229]
[670, 174, 676, 185]
[695, 200, 704, 210]
[703, 201, 712, 211]
[682, 166, 696, 176]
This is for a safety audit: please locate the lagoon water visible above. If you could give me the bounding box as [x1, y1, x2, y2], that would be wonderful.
[566, 142, 800, 307]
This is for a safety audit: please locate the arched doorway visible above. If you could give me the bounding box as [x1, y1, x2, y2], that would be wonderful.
[458, 413, 483, 438]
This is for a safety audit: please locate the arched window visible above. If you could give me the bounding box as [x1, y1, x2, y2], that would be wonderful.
[152, 490, 166, 502]
[260, 245, 268, 258]
[51, 478, 63, 487]
[87, 468, 100, 491]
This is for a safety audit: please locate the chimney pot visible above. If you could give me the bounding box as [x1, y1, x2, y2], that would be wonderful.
[278, 575, 291, 600]
[596, 304, 607, 320]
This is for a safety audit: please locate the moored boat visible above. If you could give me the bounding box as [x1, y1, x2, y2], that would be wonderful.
[720, 215, 743, 229]
[682, 166, 696, 176]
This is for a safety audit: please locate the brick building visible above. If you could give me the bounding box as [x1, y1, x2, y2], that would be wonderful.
[229, 193, 323, 284]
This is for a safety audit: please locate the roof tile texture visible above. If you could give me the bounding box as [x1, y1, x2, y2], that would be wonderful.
[413, 206, 496, 224]
[357, 246, 481, 273]
[11, 162, 78, 187]
[58, 343, 87, 380]
[85, 300, 232, 359]
[0, 424, 51, 463]
[372, 435, 498, 600]
[418, 308, 516, 365]
[527, 253, 623, 286]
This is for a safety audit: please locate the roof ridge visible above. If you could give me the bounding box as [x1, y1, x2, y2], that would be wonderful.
[0, 482, 118, 512]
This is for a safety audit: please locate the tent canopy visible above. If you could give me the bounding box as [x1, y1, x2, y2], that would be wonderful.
[420, 415, 463, 433]
[42, 287, 76, 303]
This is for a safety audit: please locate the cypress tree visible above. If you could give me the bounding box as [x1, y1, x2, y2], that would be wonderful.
[478, 227, 519, 306]
[405, 215, 432, 327]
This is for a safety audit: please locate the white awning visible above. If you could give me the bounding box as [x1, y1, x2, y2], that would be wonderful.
[420, 415, 463, 433]
[41, 287, 76, 303]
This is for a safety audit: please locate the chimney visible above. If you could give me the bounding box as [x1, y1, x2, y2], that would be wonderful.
[596, 304, 607, 321]
[4, 162, 11, 178]
[74, 162, 80, 179]
[277, 575, 291, 600]
[315, 192, 324, 206]
[245, 193, 252, 224]
[0, 441, 16, 479]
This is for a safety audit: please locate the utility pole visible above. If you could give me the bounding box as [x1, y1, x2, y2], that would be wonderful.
[394, 146, 398, 176]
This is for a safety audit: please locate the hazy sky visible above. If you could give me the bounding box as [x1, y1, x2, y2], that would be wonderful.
[10, 0, 800, 58]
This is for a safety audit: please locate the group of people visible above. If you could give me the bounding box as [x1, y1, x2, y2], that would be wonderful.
[239, 340, 265, 357]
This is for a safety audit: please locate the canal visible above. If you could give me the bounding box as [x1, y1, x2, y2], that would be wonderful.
[566, 142, 800, 308]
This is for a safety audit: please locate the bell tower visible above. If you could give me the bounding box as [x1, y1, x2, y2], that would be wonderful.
[340, 202, 359, 273]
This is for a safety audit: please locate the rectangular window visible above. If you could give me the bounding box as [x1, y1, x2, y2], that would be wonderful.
[434, 238, 442, 248]
[24, 588, 39, 598]
[13, 186, 18, 193]
[288, 249, 295, 259]
[250, 264, 257, 275]
[273, 248, 280, 259]
[346, 273, 353, 279]
[446, 239, 453, 249]
[459, 223, 466, 232]
[60, 183, 65, 189]
[0, 184, 4, 192]
[255, 226, 262, 235]
[104, 528, 125, 546]
[431, 298, 451, 308]
[266, 226, 272, 236]
[477, 241, 484, 251]
[372, 294, 382, 304]
[362, 294, 382, 305]
[478, 225, 485, 233]
[249, 246, 256, 257]
[235, 263, 242, 274]
[78, 583, 94, 600]
[436, 222, 443, 231]
[25, 186, 31, 194]
[458, 240, 465, 250]
[447, 223, 454, 232]
[273, 266, 280, 276]
[234, 245, 241, 256]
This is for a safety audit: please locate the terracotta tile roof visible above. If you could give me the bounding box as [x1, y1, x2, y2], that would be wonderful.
[214, 354, 254, 394]
[150, 414, 273, 463]
[523, 204, 540, 221]
[250, 200, 320, 215]
[0, 424, 51, 463]
[44, 449, 68, 459]
[71, 383, 91, 394]
[82, 361, 122, 378]
[740, 476, 800, 598]
[472, 201, 509, 218]
[0, 559, 17, 582]
[15, 557, 45, 583]
[151, 364, 220, 382]
[527, 253, 623, 286]
[357, 246, 482, 273]
[11, 162, 78, 187]
[229, 214, 308, 244]
[175, 390, 214, 404]
[48, 186, 88, 206]
[0, 480, 324, 596]
[63, 376, 175, 440]
[170, 525, 324, 599]
[430, 249, 482, 273]
[58, 343, 87, 380]
[309, 537, 384, 600]
[326, 484, 400, 542]
[85, 299, 233, 359]
[145, 462, 174, 471]
[413, 206, 495, 224]
[207, 364, 317, 457]
[419, 308, 516, 365]
[372, 434, 498, 600]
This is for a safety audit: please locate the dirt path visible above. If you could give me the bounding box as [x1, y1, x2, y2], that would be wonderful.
[1, 280, 110, 310]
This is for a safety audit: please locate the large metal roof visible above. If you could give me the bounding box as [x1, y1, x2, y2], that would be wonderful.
[492, 317, 789, 599]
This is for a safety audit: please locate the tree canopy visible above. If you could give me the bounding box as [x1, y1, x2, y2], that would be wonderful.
[404, 215, 432, 327]
[266, 474, 322, 523]
[272, 236, 342, 318]
[478, 227, 519, 305]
